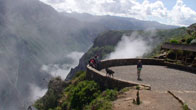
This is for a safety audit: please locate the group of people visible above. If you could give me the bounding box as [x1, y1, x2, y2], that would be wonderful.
[89, 55, 100, 70]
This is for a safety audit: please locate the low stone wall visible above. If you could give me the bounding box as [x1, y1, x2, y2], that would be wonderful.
[86, 65, 151, 90]
[100, 58, 165, 69]
[86, 58, 196, 90]
[165, 63, 196, 73]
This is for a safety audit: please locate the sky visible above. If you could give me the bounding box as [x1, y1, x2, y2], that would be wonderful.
[39, 0, 196, 26]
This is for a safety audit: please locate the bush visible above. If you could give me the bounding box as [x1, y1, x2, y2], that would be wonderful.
[69, 81, 100, 110]
[186, 37, 194, 44]
[85, 97, 112, 110]
[183, 104, 189, 110]
[170, 39, 179, 44]
[85, 89, 118, 110]
[136, 85, 140, 90]
[101, 89, 118, 101]
[34, 89, 58, 110]
[119, 87, 130, 94]
[43, 90, 58, 110]
[72, 71, 86, 84]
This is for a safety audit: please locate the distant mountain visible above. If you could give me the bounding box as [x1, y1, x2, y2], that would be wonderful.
[63, 12, 178, 30]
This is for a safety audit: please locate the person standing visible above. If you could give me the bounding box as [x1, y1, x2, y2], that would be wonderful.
[94, 55, 100, 70]
[137, 60, 142, 81]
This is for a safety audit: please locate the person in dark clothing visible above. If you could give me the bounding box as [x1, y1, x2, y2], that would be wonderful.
[137, 60, 142, 81]
[94, 55, 100, 70]
[89, 58, 96, 68]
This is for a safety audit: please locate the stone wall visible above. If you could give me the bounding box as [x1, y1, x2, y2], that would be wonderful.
[86, 65, 151, 90]
[86, 58, 196, 90]
[100, 58, 165, 69]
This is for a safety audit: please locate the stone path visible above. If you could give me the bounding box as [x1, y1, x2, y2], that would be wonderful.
[101, 65, 196, 91]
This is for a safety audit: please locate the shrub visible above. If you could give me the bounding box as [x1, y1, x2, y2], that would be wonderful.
[186, 37, 194, 44]
[101, 89, 118, 101]
[170, 39, 179, 44]
[69, 81, 100, 110]
[34, 89, 59, 110]
[85, 97, 112, 110]
[183, 104, 189, 110]
[85, 89, 118, 110]
[119, 87, 130, 94]
[43, 90, 58, 110]
[55, 106, 62, 110]
[136, 85, 140, 90]
[72, 71, 86, 84]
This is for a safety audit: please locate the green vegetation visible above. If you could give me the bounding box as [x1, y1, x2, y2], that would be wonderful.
[85, 89, 118, 110]
[34, 71, 118, 110]
[153, 24, 196, 66]
[136, 85, 140, 90]
[170, 39, 179, 44]
[86, 46, 114, 60]
[182, 104, 189, 110]
[69, 81, 100, 110]
[164, 26, 196, 45]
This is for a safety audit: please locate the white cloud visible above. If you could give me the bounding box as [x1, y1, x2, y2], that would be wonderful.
[169, 0, 196, 26]
[40, 0, 196, 26]
[40, 51, 84, 79]
[107, 35, 151, 59]
[29, 84, 47, 102]
[106, 30, 155, 59]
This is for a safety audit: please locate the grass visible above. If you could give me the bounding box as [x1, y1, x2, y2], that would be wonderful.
[183, 104, 189, 110]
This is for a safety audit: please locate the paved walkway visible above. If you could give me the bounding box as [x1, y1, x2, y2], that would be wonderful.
[101, 65, 196, 91]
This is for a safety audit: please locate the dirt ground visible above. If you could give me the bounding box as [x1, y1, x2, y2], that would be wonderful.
[170, 91, 196, 110]
[113, 90, 183, 110]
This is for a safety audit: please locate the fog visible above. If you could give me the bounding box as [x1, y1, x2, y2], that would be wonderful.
[0, 0, 87, 110]
[107, 30, 158, 59]
[41, 52, 84, 79]
[29, 84, 48, 103]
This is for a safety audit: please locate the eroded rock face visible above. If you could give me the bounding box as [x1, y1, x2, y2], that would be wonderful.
[187, 23, 196, 35]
